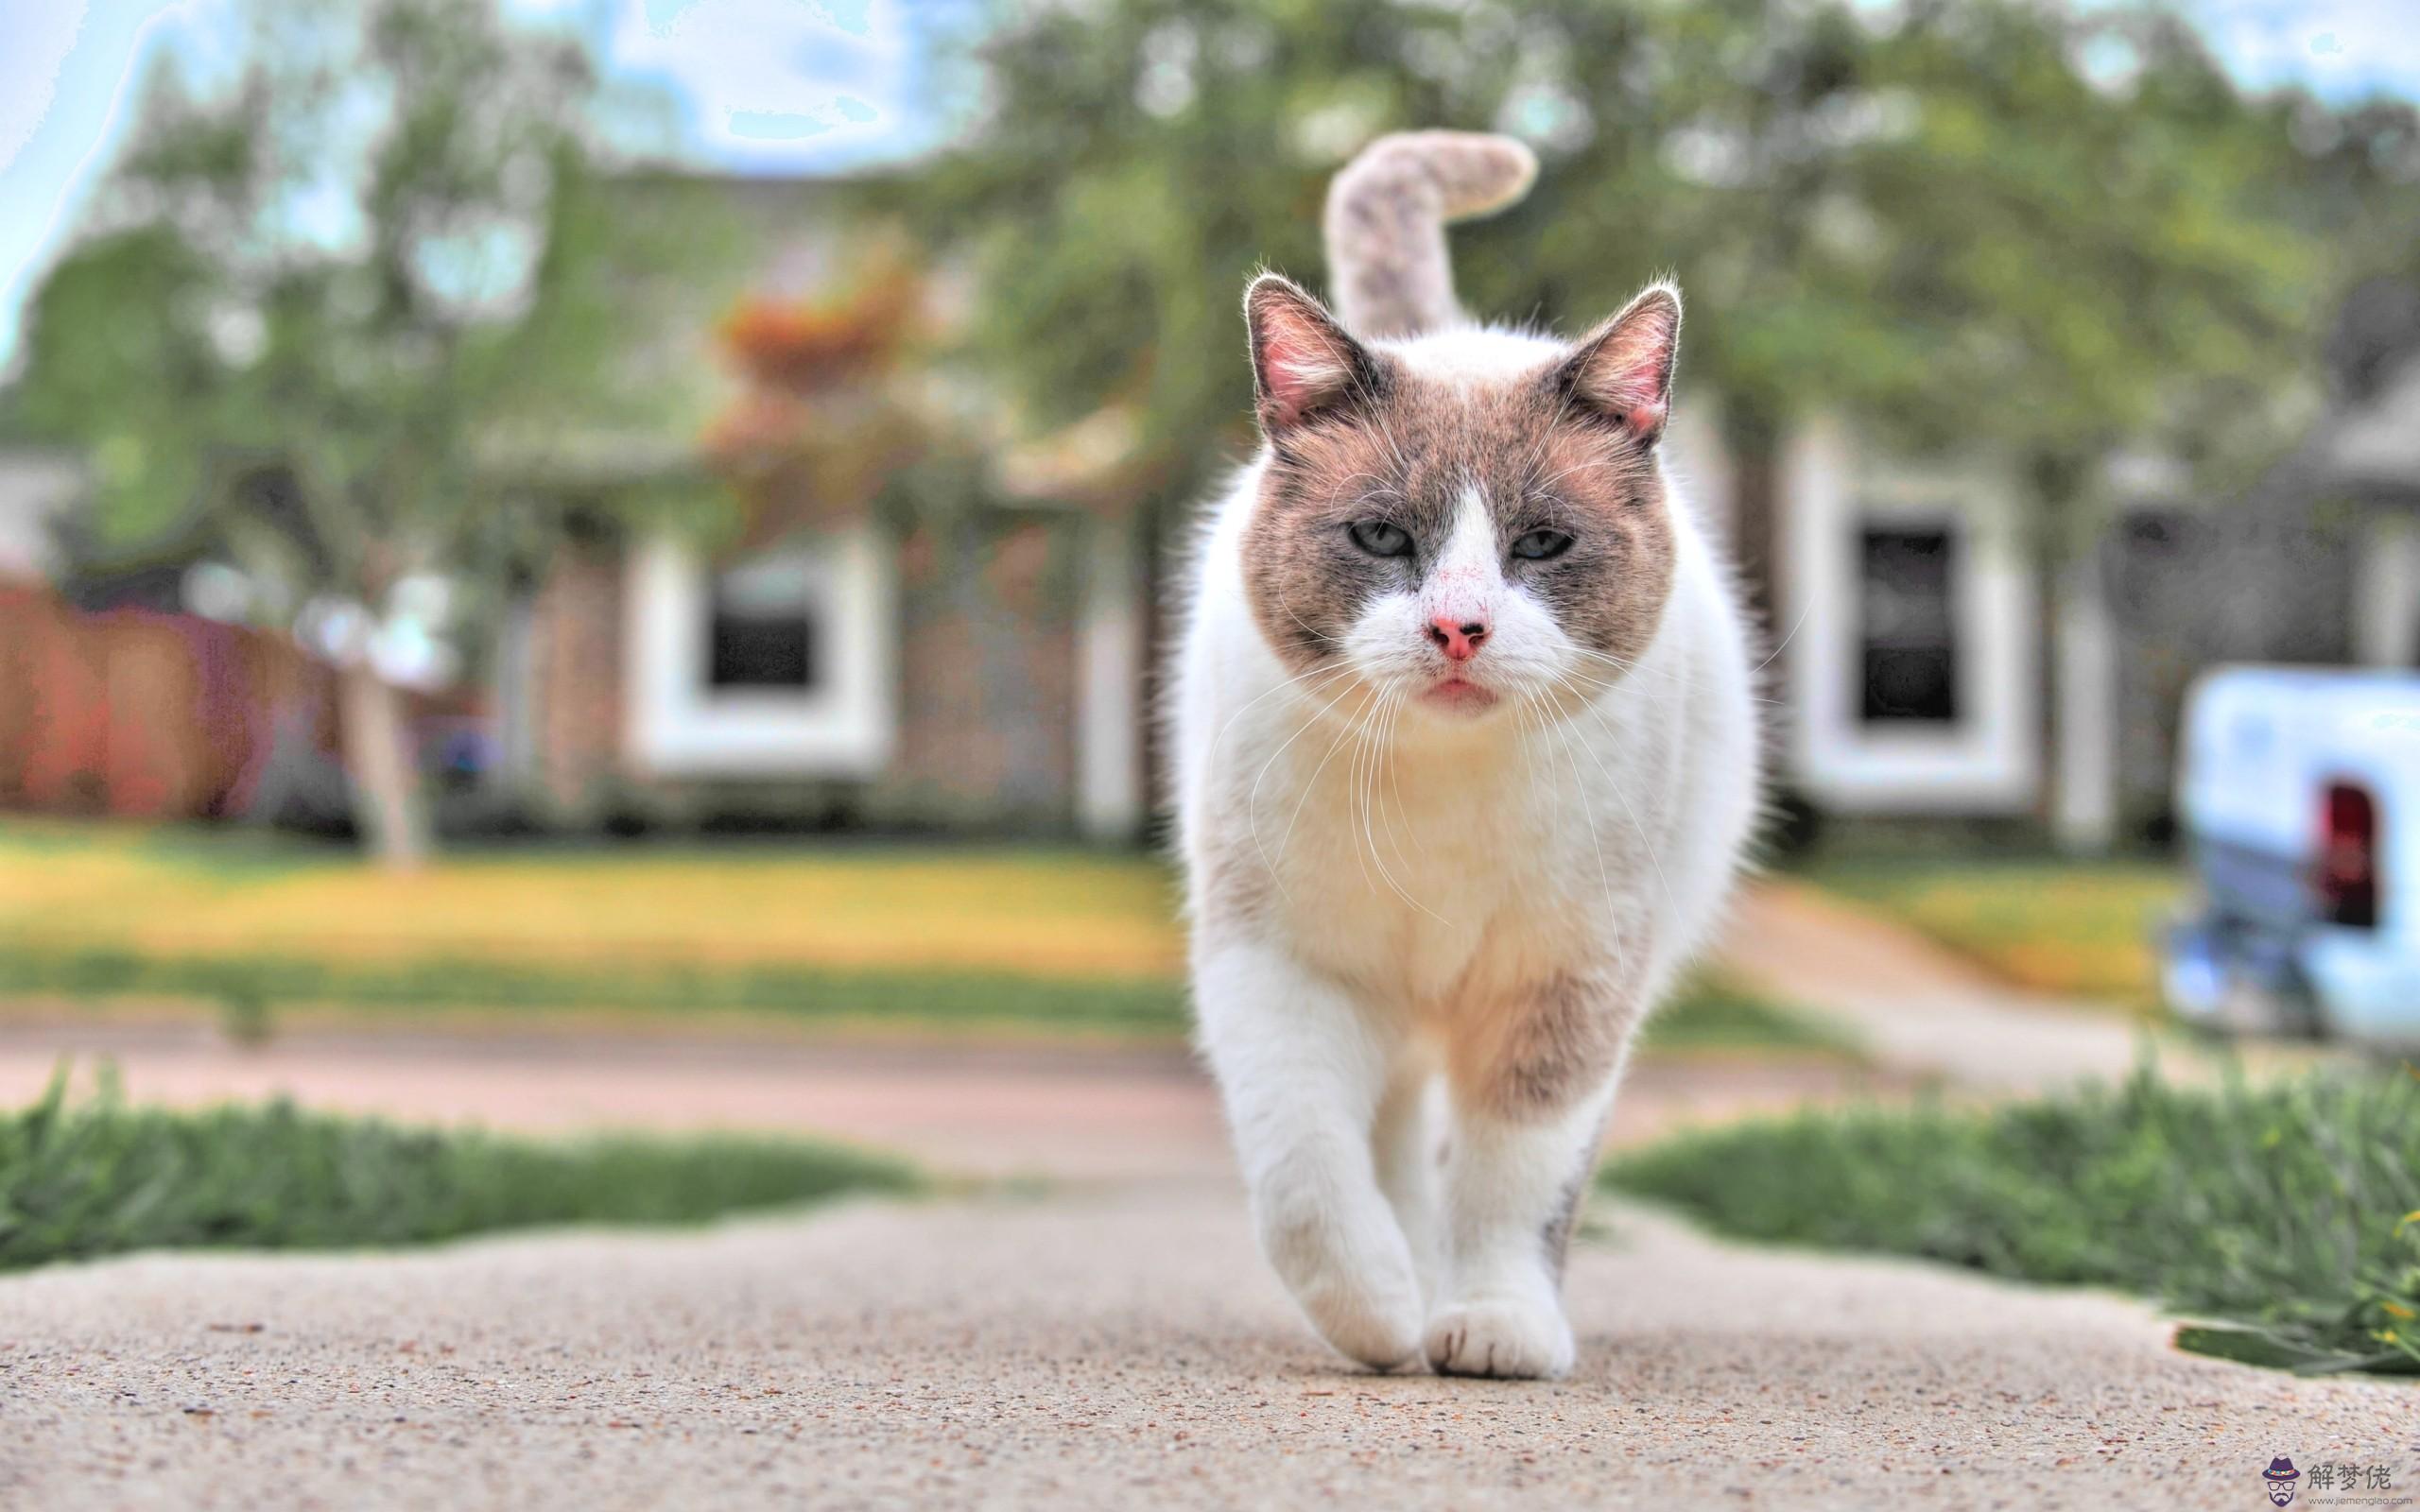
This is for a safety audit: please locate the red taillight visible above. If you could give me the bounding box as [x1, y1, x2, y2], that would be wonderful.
[2319, 780, 2380, 928]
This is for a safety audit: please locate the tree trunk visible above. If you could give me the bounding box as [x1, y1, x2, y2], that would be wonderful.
[337, 662, 431, 871]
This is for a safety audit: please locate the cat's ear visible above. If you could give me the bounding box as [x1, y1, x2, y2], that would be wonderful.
[1557, 282, 1682, 445]
[1245, 274, 1382, 435]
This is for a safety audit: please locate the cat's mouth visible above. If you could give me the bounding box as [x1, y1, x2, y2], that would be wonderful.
[1420, 675, 1500, 713]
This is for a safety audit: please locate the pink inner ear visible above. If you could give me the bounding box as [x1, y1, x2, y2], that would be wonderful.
[1575, 294, 1679, 437]
[1582, 335, 1671, 424]
[1260, 318, 1349, 425]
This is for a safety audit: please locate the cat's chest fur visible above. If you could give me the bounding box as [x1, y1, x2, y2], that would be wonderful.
[1214, 687, 1637, 1012]
[1277, 730, 1558, 1001]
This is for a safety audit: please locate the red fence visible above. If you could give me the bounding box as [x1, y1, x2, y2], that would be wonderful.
[0, 585, 329, 819]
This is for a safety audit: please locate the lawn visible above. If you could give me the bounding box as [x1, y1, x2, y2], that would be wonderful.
[1796, 852, 2184, 1008]
[1605, 1063, 2420, 1375]
[0, 822, 1184, 979]
[1640, 976, 1861, 1058]
[0, 820, 1187, 1036]
[0, 821, 1856, 1054]
[1, 1069, 917, 1271]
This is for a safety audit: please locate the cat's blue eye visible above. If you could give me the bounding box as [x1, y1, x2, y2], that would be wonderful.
[1348, 521, 1413, 558]
[1512, 528, 1574, 560]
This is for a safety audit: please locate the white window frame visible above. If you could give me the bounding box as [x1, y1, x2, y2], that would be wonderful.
[625, 525, 896, 779]
[1785, 421, 2041, 813]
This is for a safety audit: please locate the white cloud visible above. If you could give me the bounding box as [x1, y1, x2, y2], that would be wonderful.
[2180, 0, 2420, 100]
[596, 0, 931, 171]
[0, 4, 90, 174]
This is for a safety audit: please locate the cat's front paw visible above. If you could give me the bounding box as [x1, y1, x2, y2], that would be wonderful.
[1260, 1203, 1425, 1369]
[1425, 1297, 1575, 1380]
[1294, 1263, 1425, 1371]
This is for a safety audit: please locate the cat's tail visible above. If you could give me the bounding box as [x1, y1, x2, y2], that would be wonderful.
[1322, 131, 1538, 340]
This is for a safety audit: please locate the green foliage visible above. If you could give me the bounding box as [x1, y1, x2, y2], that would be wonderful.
[0, 946, 1850, 1054]
[914, 0, 2392, 535]
[216, 983, 278, 1048]
[0, 945, 1192, 1036]
[0, 1068, 916, 1270]
[1641, 978, 1864, 1057]
[7, 0, 746, 863]
[19, 0, 639, 574]
[1607, 1064, 2420, 1375]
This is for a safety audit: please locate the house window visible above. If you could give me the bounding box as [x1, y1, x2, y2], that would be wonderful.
[627, 527, 896, 780]
[1858, 526, 1959, 723]
[705, 554, 821, 692]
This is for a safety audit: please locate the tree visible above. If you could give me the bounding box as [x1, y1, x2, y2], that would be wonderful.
[9, 0, 704, 868]
[910, 0, 2339, 696]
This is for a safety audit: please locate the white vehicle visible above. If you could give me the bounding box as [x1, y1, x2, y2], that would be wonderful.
[2164, 665, 2420, 1045]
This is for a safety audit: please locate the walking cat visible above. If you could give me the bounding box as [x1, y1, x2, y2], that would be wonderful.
[1170, 132, 1761, 1379]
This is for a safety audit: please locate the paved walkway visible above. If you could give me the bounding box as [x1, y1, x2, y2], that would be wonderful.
[6, 1180, 2408, 1510]
[4, 883, 2403, 1509]
[0, 1019, 1894, 1178]
[1720, 881, 2185, 1091]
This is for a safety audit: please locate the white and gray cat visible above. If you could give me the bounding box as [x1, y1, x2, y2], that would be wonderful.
[1170, 131, 1761, 1379]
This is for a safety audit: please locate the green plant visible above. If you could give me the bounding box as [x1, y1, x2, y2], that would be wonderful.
[1641, 979, 1862, 1057]
[1606, 1063, 2420, 1375]
[217, 985, 277, 1048]
[0, 1068, 916, 1270]
[0, 946, 1193, 1035]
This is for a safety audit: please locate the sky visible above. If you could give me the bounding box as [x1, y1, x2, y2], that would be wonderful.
[1, 0, 2416, 373]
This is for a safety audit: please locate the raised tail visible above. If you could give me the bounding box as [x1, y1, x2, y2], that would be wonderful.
[1322, 131, 1538, 340]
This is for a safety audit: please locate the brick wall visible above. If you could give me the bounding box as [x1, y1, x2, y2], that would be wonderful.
[530, 547, 628, 821]
[520, 515, 1086, 833]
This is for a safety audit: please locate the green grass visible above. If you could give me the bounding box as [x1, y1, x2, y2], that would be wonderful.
[1795, 852, 2182, 1007]
[0, 946, 1192, 1037]
[0, 821, 1855, 1051]
[0, 1070, 918, 1271]
[0, 820, 1187, 1035]
[0, 822, 1858, 1054]
[1605, 1064, 2420, 1375]
[1640, 978, 1862, 1058]
[0, 943, 1853, 1058]
[0, 822, 1187, 982]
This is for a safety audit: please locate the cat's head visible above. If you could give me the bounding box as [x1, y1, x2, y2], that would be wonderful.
[1240, 274, 1681, 722]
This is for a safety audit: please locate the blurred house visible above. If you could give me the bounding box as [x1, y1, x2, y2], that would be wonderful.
[8, 163, 2412, 853]
[491, 177, 1150, 841]
[1686, 282, 2420, 851]
[1674, 413, 2168, 856]
[1669, 415, 2070, 836]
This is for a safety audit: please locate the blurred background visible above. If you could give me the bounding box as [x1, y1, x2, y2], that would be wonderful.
[0, 0, 2418, 1178]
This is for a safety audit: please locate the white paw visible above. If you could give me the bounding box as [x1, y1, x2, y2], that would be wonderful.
[1260, 1206, 1425, 1370]
[1295, 1263, 1425, 1370]
[1424, 1297, 1575, 1380]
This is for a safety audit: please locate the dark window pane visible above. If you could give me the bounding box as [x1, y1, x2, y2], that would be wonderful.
[704, 552, 821, 691]
[708, 610, 817, 689]
[1858, 527, 1958, 723]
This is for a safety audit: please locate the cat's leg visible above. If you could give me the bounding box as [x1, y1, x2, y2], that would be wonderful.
[1370, 1063, 1443, 1307]
[1428, 974, 1636, 1380]
[1195, 936, 1423, 1370]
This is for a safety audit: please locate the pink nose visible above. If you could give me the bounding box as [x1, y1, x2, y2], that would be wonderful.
[1426, 616, 1489, 662]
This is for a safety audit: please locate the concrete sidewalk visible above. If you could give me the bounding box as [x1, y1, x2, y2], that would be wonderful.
[5, 1181, 2408, 1511]
[3, 883, 2401, 1509]
[0, 1016, 1901, 1179]
[1720, 881, 2173, 1091]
